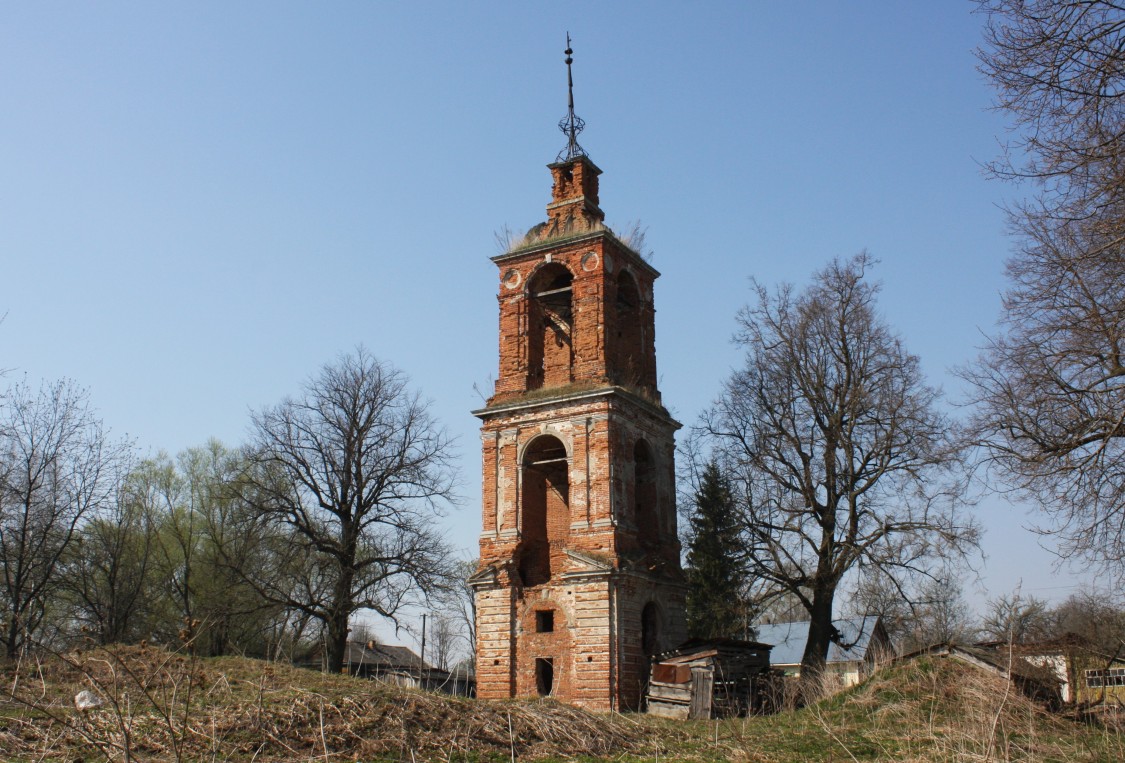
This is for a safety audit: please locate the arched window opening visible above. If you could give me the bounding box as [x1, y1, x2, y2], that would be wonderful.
[616, 270, 639, 311]
[518, 436, 570, 587]
[642, 602, 661, 657]
[614, 271, 644, 387]
[634, 439, 658, 546]
[527, 265, 574, 390]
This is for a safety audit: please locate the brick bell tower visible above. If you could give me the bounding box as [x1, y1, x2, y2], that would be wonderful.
[470, 40, 686, 711]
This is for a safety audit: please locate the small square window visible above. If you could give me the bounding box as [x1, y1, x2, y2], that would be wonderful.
[536, 610, 555, 633]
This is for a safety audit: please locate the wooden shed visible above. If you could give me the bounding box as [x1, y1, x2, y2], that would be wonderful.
[646, 638, 773, 719]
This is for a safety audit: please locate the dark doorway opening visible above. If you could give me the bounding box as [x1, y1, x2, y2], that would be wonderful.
[518, 436, 569, 587]
[535, 657, 555, 696]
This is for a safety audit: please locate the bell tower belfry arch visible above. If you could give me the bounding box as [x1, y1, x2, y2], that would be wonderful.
[470, 40, 686, 711]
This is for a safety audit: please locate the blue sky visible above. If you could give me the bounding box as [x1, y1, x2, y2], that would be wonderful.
[1, 2, 1086, 632]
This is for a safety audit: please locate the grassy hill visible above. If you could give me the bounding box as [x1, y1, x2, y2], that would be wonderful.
[0, 644, 1122, 761]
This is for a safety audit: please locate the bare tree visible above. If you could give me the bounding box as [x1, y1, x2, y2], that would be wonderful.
[701, 254, 978, 677]
[1050, 590, 1125, 655]
[978, 0, 1125, 222]
[426, 614, 460, 672]
[242, 348, 458, 673]
[964, 202, 1125, 573]
[447, 558, 477, 662]
[0, 379, 130, 657]
[980, 590, 1054, 644]
[853, 572, 975, 652]
[971, 1, 1125, 576]
[62, 473, 158, 645]
[908, 578, 976, 649]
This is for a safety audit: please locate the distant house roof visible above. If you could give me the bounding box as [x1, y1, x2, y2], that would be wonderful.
[300, 640, 441, 675]
[753, 616, 884, 667]
[343, 641, 434, 672]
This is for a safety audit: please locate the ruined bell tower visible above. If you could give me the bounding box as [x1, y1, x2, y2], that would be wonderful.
[470, 40, 686, 711]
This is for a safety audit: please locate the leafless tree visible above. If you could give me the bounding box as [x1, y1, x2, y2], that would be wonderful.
[444, 558, 478, 662]
[852, 572, 975, 652]
[700, 254, 978, 678]
[908, 578, 976, 650]
[426, 614, 460, 672]
[971, 2, 1125, 577]
[0, 379, 130, 658]
[963, 207, 1125, 573]
[980, 590, 1054, 644]
[978, 1, 1125, 222]
[1050, 590, 1125, 656]
[62, 472, 158, 645]
[753, 589, 807, 626]
[241, 348, 458, 673]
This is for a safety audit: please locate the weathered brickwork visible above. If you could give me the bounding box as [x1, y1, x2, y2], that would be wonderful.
[471, 155, 686, 711]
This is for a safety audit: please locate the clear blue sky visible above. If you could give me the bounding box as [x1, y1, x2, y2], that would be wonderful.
[1, 2, 1085, 628]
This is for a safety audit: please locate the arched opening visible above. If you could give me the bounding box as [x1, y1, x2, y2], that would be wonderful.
[527, 265, 574, 390]
[642, 601, 661, 657]
[518, 436, 569, 587]
[634, 439, 658, 546]
[614, 271, 644, 386]
[535, 657, 555, 696]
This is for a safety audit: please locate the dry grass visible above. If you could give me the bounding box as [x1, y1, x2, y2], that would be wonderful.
[0, 644, 641, 762]
[685, 657, 1125, 762]
[0, 647, 1121, 762]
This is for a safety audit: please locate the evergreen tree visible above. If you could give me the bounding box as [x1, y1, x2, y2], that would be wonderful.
[685, 461, 746, 639]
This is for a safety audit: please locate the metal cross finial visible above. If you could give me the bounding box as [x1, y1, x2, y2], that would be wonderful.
[556, 32, 588, 162]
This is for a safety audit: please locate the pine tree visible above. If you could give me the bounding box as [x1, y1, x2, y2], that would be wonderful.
[685, 461, 746, 639]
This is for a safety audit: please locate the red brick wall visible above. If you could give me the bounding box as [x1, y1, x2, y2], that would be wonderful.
[490, 233, 659, 404]
[474, 157, 685, 711]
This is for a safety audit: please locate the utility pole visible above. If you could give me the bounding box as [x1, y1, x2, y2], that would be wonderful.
[420, 613, 427, 690]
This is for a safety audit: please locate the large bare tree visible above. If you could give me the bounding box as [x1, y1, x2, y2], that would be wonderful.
[701, 254, 977, 677]
[971, 1, 1125, 577]
[963, 212, 1125, 572]
[978, 0, 1125, 221]
[243, 349, 457, 673]
[0, 379, 129, 657]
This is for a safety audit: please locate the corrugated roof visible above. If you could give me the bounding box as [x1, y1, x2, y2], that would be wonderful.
[753, 616, 881, 666]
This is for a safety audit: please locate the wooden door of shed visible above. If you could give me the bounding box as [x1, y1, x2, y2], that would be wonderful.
[688, 669, 713, 720]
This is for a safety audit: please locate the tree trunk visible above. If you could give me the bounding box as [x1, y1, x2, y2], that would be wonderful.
[5, 614, 19, 660]
[325, 567, 355, 674]
[325, 608, 350, 674]
[800, 586, 836, 682]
